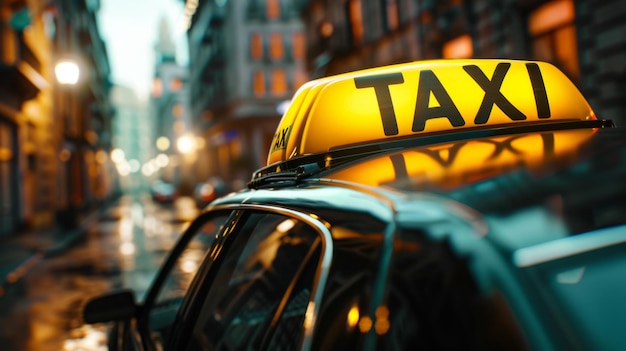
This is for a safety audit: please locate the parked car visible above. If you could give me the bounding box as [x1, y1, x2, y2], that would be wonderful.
[193, 177, 230, 209]
[150, 180, 178, 204]
[83, 59, 626, 351]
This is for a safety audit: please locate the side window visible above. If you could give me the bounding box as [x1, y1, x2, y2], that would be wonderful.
[383, 229, 527, 350]
[147, 213, 231, 345]
[153, 218, 227, 305]
[186, 212, 322, 350]
[310, 216, 387, 351]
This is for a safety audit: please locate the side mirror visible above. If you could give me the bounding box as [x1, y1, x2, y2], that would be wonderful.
[83, 290, 137, 324]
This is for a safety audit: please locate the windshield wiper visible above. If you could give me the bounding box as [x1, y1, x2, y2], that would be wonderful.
[248, 163, 323, 189]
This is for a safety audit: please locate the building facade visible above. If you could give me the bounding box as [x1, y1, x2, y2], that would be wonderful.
[53, 0, 115, 228]
[110, 85, 151, 194]
[301, 0, 626, 127]
[186, 0, 308, 187]
[0, 0, 114, 236]
[150, 17, 194, 194]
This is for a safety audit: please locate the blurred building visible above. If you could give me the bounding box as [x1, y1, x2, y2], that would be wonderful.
[185, 0, 308, 186]
[0, 0, 114, 236]
[301, 0, 626, 126]
[53, 0, 115, 228]
[110, 85, 151, 194]
[150, 16, 194, 194]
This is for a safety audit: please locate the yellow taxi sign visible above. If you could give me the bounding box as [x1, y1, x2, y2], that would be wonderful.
[268, 59, 596, 165]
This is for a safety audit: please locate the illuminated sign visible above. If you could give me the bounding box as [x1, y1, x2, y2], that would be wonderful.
[267, 59, 596, 165]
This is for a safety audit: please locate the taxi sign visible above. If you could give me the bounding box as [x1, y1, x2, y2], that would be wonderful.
[268, 59, 596, 165]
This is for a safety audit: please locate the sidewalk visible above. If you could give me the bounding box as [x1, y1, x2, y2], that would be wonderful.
[0, 208, 103, 299]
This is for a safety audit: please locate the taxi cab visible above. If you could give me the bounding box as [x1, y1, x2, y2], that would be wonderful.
[83, 59, 626, 351]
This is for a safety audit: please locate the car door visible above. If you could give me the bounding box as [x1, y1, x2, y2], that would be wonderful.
[84, 210, 235, 351]
[137, 210, 235, 349]
[167, 205, 333, 351]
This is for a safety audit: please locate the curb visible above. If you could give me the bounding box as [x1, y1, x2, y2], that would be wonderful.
[42, 227, 87, 259]
[0, 209, 102, 299]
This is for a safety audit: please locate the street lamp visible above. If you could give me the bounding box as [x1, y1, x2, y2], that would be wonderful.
[53, 57, 85, 228]
[54, 60, 80, 85]
[177, 135, 195, 154]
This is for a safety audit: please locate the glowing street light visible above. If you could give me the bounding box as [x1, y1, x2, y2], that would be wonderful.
[54, 60, 80, 85]
[156, 136, 170, 151]
[156, 153, 169, 167]
[111, 148, 125, 163]
[177, 135, 195, 154]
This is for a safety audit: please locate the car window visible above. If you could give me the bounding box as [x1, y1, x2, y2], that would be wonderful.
[310, 215, 388, 351]
[383, 229, 528, 351]
[145, 213, 231, 347]
[152, 218, 225, 305]
[523, 233, 626, 350]
[185, 212, 322, 351]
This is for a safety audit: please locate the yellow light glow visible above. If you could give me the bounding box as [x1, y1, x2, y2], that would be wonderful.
[180, 258, 198, 274]
[156, 153, 169, 167]
[304, 302, 316, 332]
[170, 78, 183, 93]
[374, 305, 390, 335]
[443, 34, 473, 59]
[375, 305, 389, 319]
[63, 324, 108, 351]
[529, 0, 574, 36]
[88, 164, 99, 177]
[119, 217, 133, 240]
[375, 319, 390, 335]
[173, 120, 185, 133]
[141, 163, 155, 176]
[95, 150, 108, 164]
[276, 219, 296, 232]
[55, 61, 80, 85]
[111, 148, 125, 163]
[172, 103, 184, 117]
[84, 150, 94, 163]
[116, 162, 131, 176]
[0, 148, 12, 161]
[358, 316, 372, 333]
[177, 135, 194, 154]
[152, 78, 163, 97]
[347, 305, 360, 328]
[59, 149, 71, 162]
[156, 136, 170, 151]
[195, 137, 206, 149]
[85, 130, 98, 145]
[120, 242, 135, 255]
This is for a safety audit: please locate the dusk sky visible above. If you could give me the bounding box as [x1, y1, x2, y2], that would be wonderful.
[98, 0, 189, 100]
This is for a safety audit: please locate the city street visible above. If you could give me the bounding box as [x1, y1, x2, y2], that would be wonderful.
[0, 1, 625, 350]
[0, 194, 199, 351]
